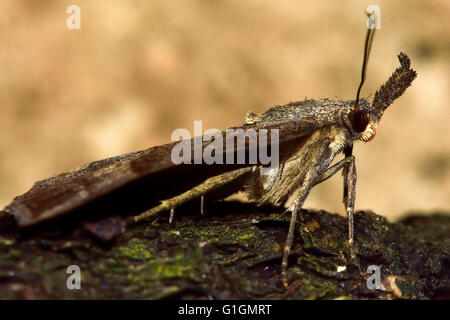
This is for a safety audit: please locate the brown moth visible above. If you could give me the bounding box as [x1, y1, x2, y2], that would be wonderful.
[0, 18, 416, 287]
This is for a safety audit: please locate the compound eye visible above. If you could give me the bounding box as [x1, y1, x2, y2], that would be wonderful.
[350, 109, 369, 133]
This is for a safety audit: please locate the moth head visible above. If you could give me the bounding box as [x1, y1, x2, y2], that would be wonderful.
[347, 99, 377, 143]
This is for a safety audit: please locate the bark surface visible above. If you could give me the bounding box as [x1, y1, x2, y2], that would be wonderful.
[0, 202, 448, 299]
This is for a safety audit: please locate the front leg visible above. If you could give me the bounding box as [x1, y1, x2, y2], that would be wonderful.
[342, 146, 357, 259]
[313, 152, 357, 259]
[345, 154, 357, 259]
[342, 146, 353, 208]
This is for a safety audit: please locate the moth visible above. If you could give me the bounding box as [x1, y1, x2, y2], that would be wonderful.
[0, 22, 416, 287]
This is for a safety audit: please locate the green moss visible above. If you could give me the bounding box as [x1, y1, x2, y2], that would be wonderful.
[115, 238, 152, 260]
[0, 206, 448, 299]
[0, 237, 14, 246]
[151, 263, 193, 278]
[334, 296, 352, 300]
[397, 280, 417, 299]
[298, 256, 340, 277]
[169, 230, 181, 236]
[125, 253, 196, 283]
[302, 278, 340, 299]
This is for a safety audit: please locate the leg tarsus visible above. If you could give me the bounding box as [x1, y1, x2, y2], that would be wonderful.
[169, 208, 175, 224]
[200, 196, 205, 215]
[281, 205, 300, 288]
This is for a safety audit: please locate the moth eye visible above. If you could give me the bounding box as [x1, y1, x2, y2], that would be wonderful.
[350, 110, 369, 133]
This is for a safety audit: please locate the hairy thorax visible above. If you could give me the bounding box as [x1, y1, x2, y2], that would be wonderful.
[260, 125, 351, 206]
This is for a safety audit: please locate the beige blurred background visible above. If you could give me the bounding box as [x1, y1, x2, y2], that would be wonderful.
[0, 0, 449, 221]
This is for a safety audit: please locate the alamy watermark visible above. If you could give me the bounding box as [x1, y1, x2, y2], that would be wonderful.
[66, 5, 81, 29]
[66, 265, 81, 290]
[366, 264, 382, 290]
[366, 5, 381, 29]
[170, 121, 279, 175]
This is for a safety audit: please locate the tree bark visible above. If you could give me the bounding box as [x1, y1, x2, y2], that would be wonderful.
[0, 201, 448, 299]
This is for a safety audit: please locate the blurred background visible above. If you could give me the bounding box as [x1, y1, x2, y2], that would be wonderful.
[0, 0, 449, 221]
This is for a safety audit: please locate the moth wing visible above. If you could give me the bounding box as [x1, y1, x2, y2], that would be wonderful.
[1, 101, 324, 227]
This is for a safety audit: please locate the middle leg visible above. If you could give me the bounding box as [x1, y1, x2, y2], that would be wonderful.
[281, 139, 334, 287]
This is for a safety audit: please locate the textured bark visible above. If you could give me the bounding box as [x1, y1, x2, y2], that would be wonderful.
[0, 201, 448, 299]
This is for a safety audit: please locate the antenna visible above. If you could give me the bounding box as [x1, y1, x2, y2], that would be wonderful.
[355, 12, 376, 107]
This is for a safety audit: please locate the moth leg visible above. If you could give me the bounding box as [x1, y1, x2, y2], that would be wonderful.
[281, 139, 332, 287]
[345, 155, 357, 259]
[169, 208, 175, 224]
[342, 146, 356, 259]
[342, 146, 353, 207]
[312, 154, 357, 259]
[133, 167, 253, 223]
[200, 195, 205, 215]
[313, 156, 354, 186]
